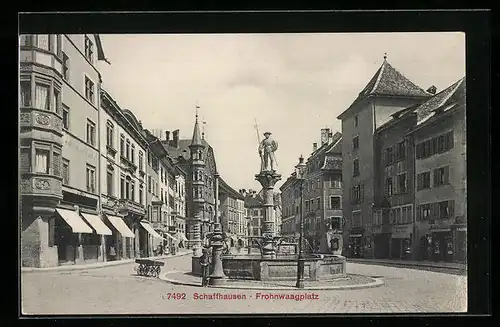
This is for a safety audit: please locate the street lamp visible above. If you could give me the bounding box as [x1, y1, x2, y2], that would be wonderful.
[295, 155, 307, 289]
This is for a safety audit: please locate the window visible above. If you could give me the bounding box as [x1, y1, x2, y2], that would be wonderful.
[106, 121, 114, 148]
[445, 131, 454, 151]
[351, 185, 363, 204]
[84, 35, 94, 63]
[354, 115, 359, 127]
[317, 197, 321, 209]
[20, 35, 32, 46]
[305, 200, 309, 212]
[37, 35, 50, 51]
[397, 173, 407, 193]
[330, 175, 341, 188]
[352, 211, 361, 228]
[126, 140, 130, 160]
[35, 84, 50, 110]
[84, 76, 95, 103]
[139, 151, 144, 171]
[86, 119, 96, 146]
[438, 201, 450, 219]
[417, 171, 431, 190]
[385, 147, 394, 166]
[130, 181, 135, 202]
[120, 177, 125, 199]
[438, 135, 446, 153]
[352, 136, 359, 150]
[52, 88, 60, 113]
[433, 166, 450, 187]
[386, 178, 393, 196]
[86, 164, 96, 193]
[52, 152, 61, 176]
[120, 134, 125, 157]
[20, 81, 31, 107]
[330, 217, 342, 230]
[35, 149, 50, 174]
[62, 52, 69, 80]
[131, 144, 135, 164]
[397, 141, 406, 160]
[62, 158, 69, 184]
[353, 158, 359, 177]
[62, 105, 69, 130]
[330, 196, 341, 210]
[418, 204, 431, 221]
[148, 176, 152, 193]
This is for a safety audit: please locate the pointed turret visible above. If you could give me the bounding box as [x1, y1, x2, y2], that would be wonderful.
[190, 112, 204, 147]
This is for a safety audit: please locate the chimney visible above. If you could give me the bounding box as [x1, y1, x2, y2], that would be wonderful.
[172, 129, 180, 148]
[313, 143, 318, 152]
[320, 128, 330, 145]
[165, 130, 170, 142]
[426, 85, 437, 95]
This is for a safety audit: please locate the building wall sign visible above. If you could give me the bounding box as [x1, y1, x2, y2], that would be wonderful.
[391, 224, 412, 239]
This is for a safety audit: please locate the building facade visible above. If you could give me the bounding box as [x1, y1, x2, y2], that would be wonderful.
[279, 175, 301, 240]
[218, 178, 246, 247]
[100, 91, 150, 259]
[20, 34, 111, 267]
[411, 78, 466, 263]
[337, 57, 431, 258]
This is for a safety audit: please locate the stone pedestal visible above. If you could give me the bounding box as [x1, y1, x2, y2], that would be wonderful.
[209, 223, 227, 286]
[255, 171, 281, 259]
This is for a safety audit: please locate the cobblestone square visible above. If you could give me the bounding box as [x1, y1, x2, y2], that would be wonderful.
[21, 255, 467, 314]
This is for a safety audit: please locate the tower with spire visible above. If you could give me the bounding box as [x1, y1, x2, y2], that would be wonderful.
[187, 111, 206, 255]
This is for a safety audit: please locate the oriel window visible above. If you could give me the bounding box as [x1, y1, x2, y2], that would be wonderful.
[35, 84, 50, 111]
[35, 149, 50, 174]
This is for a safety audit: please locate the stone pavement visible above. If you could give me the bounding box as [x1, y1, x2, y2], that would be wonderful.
[161, 271, 383, 290]
[21, 254, 467, 314]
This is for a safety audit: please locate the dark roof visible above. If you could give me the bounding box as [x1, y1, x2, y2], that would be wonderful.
[322, 156, 342, 171]
[219, 177, 245, 200]
[337, 59, 431, 120]
[191, 115, 203, 147]
[163, 138, 212, 162]
[93, 34, 110, 64]
[412, 77, 465, 122]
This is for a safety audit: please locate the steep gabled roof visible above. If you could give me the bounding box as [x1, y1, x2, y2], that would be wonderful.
[190, 114, 204, 147]
[337, 59, 431, 120]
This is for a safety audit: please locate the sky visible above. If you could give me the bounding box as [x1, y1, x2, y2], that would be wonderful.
[96, 32, 465, 192]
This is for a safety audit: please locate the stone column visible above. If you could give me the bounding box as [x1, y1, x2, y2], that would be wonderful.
[209, 172, 227, 285]
[255, 171, 281, 258]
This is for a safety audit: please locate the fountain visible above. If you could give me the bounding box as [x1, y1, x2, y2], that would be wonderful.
[193, 131, 347, 283]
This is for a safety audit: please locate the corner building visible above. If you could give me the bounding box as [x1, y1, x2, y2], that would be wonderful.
[20, 34, 109, 267]
[337, 58, 431, 258]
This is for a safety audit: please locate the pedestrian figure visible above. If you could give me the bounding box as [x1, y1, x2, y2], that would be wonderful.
[199, 247, 211, 287]
[109, 245, 116, 261]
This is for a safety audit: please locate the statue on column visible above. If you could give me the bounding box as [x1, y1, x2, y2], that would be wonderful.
[258, 132, 278, 172]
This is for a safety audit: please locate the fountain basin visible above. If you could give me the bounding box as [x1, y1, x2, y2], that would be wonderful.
[192, 253, 346, 281]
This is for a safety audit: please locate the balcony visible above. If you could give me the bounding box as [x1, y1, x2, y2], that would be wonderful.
[20, 108, 63, 143]
[106, 144, 117, 158]
[117, 198, 146, 216]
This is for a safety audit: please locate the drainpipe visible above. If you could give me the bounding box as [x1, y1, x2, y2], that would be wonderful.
[97, 76, 103, 262]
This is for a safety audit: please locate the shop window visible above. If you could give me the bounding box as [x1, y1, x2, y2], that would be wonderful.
[35, 148, 50, 174]
[81, 233, 101, 246]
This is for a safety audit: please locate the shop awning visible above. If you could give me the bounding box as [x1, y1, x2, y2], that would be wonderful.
[81, 213, 112, 235]
[163, 232, 178, 241]
[106, 215, 135, 238]
[55, 208, 93, 234]
[140, 221, 163, 239]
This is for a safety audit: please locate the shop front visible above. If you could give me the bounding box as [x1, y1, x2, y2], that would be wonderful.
[348, 228, 365, 258]
[103, 213, 135, 261]
[164, 230, 179, 254]
[429, 222, 454, 262]
[391, 224, 413, 260]
[139, 220, 163, 257]
[452, 225, 467, 263]
[80, 212, 113, 263]
[54, 207, 94, 265]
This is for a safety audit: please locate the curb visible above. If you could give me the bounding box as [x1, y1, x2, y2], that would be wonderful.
[21, 252, 191, 273]
[347, 260, 466, 272]
[160, 271, 384, 291]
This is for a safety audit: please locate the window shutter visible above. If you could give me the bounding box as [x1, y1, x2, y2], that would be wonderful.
[433, 169, 438, 187]
[392, 177, 397, 195]
[416, 205, 421, 221]
[449, 200, 455, 219]
[444, 165, 450, 184]
[360, 184, 364, 203]
[417, 173, 422, 191]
